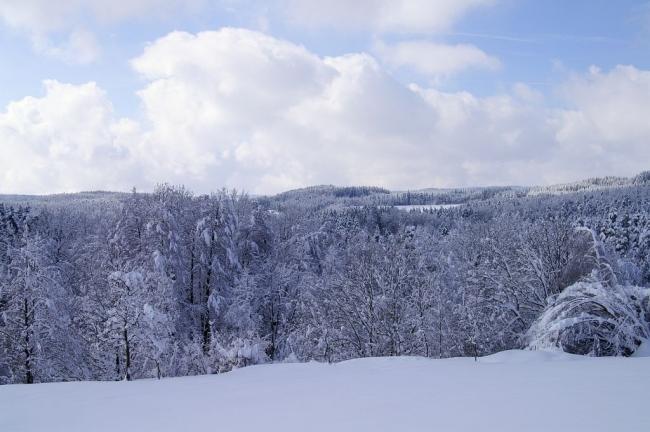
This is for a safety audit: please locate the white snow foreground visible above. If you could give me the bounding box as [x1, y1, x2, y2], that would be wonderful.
[1, 351, 649, 432]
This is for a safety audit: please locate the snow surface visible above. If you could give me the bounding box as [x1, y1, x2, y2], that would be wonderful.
[1, 350, 649, 432]
[395, 204, 461, 211]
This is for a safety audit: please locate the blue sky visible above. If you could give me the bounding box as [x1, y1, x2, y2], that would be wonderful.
[1, 1, 649, 194]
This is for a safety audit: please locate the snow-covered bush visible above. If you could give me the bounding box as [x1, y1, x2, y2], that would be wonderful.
[527, 281, 650, 356]
[212, 335, 268, 373]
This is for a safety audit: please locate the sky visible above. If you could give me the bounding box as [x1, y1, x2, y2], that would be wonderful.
[0, 0, 649, 195]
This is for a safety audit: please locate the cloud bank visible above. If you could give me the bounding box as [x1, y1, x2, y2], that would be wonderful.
[1, 28, 648, 194]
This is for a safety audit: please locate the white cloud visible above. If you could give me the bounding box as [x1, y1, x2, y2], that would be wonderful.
[558, 65, 650, 143]
[375, 40, 500, 78]
[1, 29, 649, 194]
[130, 28, 336, 191]
[283, 0, 495, 34]
[0, 0, 202, 63]
[0, 1, 497, 66]
[0, 0, 196, 33]
[32, 29, 101, 64]
[0, 1, 75, 33]
[552, 65, 650, 178]
[0, 80, 138, 194]
[125, 28, 548, 191]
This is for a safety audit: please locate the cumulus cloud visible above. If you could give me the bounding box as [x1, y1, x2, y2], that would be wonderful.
[129, 28, 337, 191]
[1, 28, 649, 194]
[375, 40, 500, 79]
[283, 0, 495, 34]
[0, 80, 139, 194]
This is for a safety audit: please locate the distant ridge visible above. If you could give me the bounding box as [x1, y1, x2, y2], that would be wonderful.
[1, 171, 648, 206]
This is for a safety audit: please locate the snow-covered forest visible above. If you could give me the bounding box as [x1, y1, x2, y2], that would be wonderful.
[1, 172, 650, 384]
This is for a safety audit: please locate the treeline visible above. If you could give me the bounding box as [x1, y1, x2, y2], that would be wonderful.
[1, 181, 649, 384]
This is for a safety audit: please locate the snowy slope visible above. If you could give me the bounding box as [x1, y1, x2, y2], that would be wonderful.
[1, 351, 649, 432]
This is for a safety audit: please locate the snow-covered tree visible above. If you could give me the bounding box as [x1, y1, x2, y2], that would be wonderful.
[527, 281, 650, 356]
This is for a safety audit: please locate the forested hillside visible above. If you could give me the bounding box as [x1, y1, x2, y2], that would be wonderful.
[1, 173, 650, 384]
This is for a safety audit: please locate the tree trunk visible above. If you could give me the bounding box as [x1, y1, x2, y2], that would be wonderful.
[202, 260, 213, 354]
[123, 327, 131, 381]
[23, 298, 34, 384]
[188, 241, 195, 305]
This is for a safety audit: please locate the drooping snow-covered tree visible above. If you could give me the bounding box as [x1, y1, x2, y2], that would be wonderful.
[527, 281, 650, 356]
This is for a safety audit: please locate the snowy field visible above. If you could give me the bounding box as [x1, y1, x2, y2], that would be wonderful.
[394, 204, 461, 211]
[1, 350, 649, 432]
